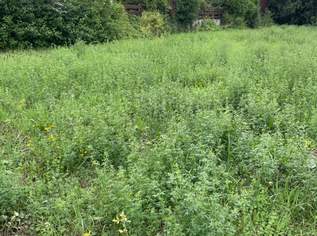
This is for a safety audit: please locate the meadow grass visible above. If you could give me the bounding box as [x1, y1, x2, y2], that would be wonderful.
[1, 26, 317, 235]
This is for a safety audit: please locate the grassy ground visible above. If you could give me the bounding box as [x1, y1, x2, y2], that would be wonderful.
[1, 26, 317, 235]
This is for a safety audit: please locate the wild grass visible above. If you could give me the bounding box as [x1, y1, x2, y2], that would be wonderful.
[1, 26, 317, 235]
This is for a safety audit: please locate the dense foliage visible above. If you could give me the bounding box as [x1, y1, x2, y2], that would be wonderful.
[268, 0, 317, 25]
[121, 0, 169, 13]
[223, 0, 258, 27]
[1, 27, 317, 235]
[1, 0, 316, 50]
[122, 0, 202, 28]
[140, 11, 169, 37]
[205, 0, 317, 26]
[175, 0, 201, 27]
[204, 0, 259, 27]
[0, 0, 130, 50]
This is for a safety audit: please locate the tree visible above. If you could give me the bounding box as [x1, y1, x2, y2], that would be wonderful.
[175, 0, 200, 27]
[268, 0, 317, 25]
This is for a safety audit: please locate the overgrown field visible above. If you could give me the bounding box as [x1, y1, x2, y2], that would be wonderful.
[1, 26, 317, 235]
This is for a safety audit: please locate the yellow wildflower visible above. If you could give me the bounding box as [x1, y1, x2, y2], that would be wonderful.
[119, 212, 128, 223]
[83, 231, 91, 236]
[304, 139, 313, 149]
[118, 228, 128, 234]
[26, 139, 33, 148]
[44, 124, 55, 132]
[113, 211, 130, 234]
[47, 134, 57, 142]
[112, 216, 120, 224]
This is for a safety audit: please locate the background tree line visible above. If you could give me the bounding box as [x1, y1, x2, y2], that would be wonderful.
[268, 0, 317, 25]
[0, 0, 316, 50]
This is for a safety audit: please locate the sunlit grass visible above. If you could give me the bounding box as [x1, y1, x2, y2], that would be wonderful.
[1, 26, 317, 235]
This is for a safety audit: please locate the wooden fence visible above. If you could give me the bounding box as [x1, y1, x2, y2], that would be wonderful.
[124, 3, 223, 20]
[199, 7, 223, 20]
[124, 4, 144, 16]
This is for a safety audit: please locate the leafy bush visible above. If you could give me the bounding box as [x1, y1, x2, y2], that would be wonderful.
[223, 13, 247, 28]
[257, 10, 274, 27]
[69, 0, 131, 43]
[140, 11, 168, 37]
[194, 19, 221, 31]
[0, 0, 130, 50]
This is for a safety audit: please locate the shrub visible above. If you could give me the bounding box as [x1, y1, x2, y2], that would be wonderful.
[0, 0, 131, 49]
[223, 13, 246, 28]
[70, 0, 131, 43]
[194, 19, 221, 32]
[140, 11, 168, 37]
[257, 10, 274, 27]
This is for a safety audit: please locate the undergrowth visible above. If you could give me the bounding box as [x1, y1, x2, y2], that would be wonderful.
[1, 26, 317, 235]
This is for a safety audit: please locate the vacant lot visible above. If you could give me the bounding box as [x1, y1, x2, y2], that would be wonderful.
[1, 26, 317, 235]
